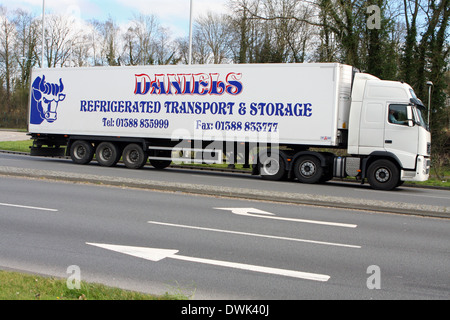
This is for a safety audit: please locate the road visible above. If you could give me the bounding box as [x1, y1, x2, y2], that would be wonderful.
[0, 152, 449, 216]
[0, 156, 449, 300]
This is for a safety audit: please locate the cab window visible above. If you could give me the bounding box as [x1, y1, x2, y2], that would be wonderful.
[388, 104, 408, 126]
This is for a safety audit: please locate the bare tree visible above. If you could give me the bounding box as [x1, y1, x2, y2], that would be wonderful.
[228, 0, 317, 63]
[175, 21, 216, 64]
[13, 9, 39, 87]
[196, 12, 233, 64]
[43, 14, 81, 68]
[0, 6, 17, 105]
[264, 0, 315, 62]
[70, 33, 94, 67]
[93, 17, 121, 66]
[154, 26, 176, 65]
[122, 26, 138, 65]
[132, 13, 159, 65]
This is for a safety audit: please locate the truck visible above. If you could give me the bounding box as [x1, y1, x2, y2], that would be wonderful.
[27, 63, 431, 190]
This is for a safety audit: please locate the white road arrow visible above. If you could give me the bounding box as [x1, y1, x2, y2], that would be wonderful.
[86, 242, 330, 282]
[214, 208, 357, 228]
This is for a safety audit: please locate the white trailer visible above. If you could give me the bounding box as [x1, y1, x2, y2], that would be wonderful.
[28, 63, 431, 190]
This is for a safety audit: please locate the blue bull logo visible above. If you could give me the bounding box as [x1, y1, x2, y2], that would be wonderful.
[30, 75, 66, 125]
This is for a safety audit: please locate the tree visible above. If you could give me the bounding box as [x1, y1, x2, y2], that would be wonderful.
[13, 9, 38, 88]
[401, 0, 422, 84]
[154, 26, 177, 65]
[196, 12, 232, 64]
[228, 0, 266, 63]
[0, 6, 17, 105]
[93, 17, 120, 66]
[229, 0, 316, 63]
[43, 14, 75, 68]
[127, 13, 159, 65]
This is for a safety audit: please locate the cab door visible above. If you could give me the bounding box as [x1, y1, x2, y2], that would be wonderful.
[384, 104, 419, 170]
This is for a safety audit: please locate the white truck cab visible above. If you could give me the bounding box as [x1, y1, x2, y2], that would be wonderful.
[348, 73, 431, 189]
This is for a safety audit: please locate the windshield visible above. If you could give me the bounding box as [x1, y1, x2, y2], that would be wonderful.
[414, 105, 429, 130]
[409, 87, 429, 130]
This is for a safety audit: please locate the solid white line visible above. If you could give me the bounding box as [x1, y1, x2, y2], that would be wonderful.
[240, 213, 357, 228]
[147, 220, 361, 249]
[0, 202, 58, 212]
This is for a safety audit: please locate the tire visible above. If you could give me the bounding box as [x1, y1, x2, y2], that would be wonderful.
[122, 143, 147, 169]
[259, 151, 286, 181]
[367, 159, 400, 190]
[96, 142, 121, 167]
[320, 169, 334, 183]
[150, 149, 172, 169]
[294, 155, 323, 184]
[150, 160, 172, 170]
[70, 140, 94, 165]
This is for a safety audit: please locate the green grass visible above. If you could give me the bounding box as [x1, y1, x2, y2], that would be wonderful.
[0, 140, 32, 153]
[0, 270, 187, 300]
[407, 169, 450, 188]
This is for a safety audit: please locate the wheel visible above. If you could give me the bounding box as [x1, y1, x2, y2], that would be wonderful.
[122, 143, 147, 169]
[319, 169, 334, 183]
[150, 160, 172, 170]
[96, 142, 121, 167]
[150, 149, 172, 169]
[70, 140, 94, 165]
[294, 155, 323, 184]
[367, 159, 400, 190]
[259, 151, 286, 181]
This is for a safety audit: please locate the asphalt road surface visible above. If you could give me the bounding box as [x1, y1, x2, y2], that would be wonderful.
[0, 173, 449, 300]
[0, 152, 449, 215]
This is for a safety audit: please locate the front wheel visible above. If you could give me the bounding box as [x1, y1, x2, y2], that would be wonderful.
[367, 159, 400, 190]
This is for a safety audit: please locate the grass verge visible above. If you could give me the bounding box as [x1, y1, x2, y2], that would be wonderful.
[0, 140, 32, 153]
[0, 270, 187, 300]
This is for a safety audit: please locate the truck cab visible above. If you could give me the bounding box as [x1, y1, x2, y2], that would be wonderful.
[348, 73, 431, 189]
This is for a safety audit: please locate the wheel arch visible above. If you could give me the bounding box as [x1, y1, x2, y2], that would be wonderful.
[362, 151, 402, 180]
[290, 151, 333, 171]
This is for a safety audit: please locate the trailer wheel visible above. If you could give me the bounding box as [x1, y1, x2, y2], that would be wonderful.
[294, 155, 323, 184]
[150, 149, 172, 170]
[367, 159, 400, 190]
[150, 160, 172, 170]
[259, 151, 286, 181]
[96, 142, 121, 167]
[70, 140, 94, 165]
[122, 144, 147, 169]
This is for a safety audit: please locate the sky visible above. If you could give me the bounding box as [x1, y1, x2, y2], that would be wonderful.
[1, 0, 229, 37]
